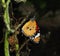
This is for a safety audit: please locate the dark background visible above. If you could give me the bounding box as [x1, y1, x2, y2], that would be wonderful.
[0, 0, 60, 56]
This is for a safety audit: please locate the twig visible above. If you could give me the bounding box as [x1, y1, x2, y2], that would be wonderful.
[17, 39, 30, 54]
[15, 18, 27, 31]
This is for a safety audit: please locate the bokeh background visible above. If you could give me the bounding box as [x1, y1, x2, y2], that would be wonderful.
[0, 0, 60, 56]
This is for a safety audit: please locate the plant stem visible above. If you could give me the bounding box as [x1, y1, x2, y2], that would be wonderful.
[14, 34, 20, 56]
[4, 31, 10, 56]
[2, 0, 10, 56]
[4, 0, 10, 31]
[2, 0, 10, 31]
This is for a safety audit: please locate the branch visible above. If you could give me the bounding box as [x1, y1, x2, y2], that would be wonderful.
[15, 18, 27, 31]
[17, 39, 30, 54]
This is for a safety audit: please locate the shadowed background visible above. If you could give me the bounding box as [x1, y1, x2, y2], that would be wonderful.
[0, 0, 60, 56]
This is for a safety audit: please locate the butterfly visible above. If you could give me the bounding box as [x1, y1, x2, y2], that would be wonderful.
[22, 19, 41, 43]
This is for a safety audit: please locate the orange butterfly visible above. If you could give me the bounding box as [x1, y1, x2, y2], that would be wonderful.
[22, 19, 41, 43]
